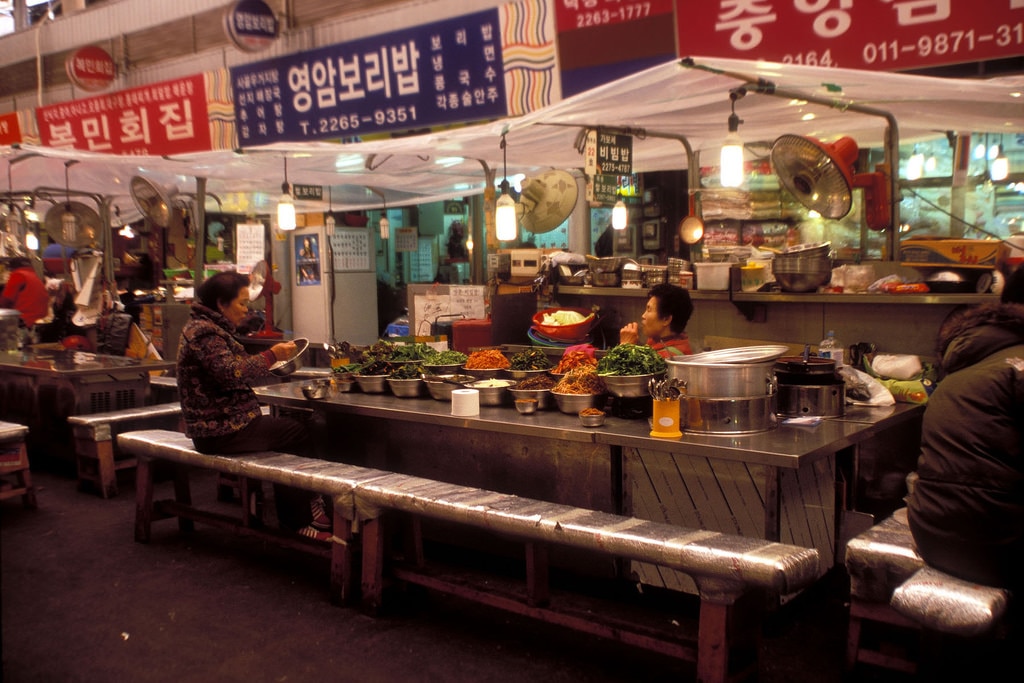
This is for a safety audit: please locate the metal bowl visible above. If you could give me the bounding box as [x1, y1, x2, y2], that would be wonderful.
[600, 372, 664, 398]
[505, 367, 552, 381]
[354, 374, 389, 394]
[269, 337, 309, 377]
[507, 386, 553, 410]
[461, 366, 507, 380]
[772, 270, 832, 293]
[550, 391, 605, 414]
[301, 379, 330, 400]
[422, 363, 465, 376]
[514, 398, 538, 415]
[578, 410, 606, 427]
[422, 374, 474, 401]
[333, 378, 357, 393]
[387, 377, 425, 398]
[466, 379, 517, 406]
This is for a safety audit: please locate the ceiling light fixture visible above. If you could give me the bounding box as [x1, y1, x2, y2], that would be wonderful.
[991, 145, 1010, 182]
[495, 133, 518, 242]
[325, 186, 335, 230]
[379, 195, 390, 240]
[906, 146, 925, 181]
[720, 87, 746, 188]
[277, 156, 296, 231]
[61, 161, 78, 243]
[612, 199, 627, 230]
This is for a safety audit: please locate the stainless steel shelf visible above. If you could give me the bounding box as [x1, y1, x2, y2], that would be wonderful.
[558, 285, 996, 305]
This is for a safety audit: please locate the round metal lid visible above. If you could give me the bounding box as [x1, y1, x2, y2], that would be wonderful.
[669, 345, 790, 365]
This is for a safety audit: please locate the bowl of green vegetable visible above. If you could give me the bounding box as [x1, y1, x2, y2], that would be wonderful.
[422, 349, 469, 376]
[506, 348, 553, 380]
[596, 344, 668, 398]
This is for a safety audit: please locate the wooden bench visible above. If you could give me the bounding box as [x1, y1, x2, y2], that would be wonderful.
[844, 508, 1010, 675]
[120, 428, 821, 683]
[68, 403, 185, 498]
[0, 420, 37, 509]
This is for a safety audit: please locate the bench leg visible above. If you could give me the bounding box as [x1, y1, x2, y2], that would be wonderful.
[238, 477, 264, 528]
[330, 506, 356, 606]
[134, 457, 155, 543]
[75, 438, 119, 498]
[697, 592, 762, 683]
[525, 541, 550, 607]
[171, 464, 195, 534]
[361, 516, 385, 616]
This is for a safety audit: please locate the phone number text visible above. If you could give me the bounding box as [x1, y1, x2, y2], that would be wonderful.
[298, 106, 418, 135]
[573, 2, 651, 29]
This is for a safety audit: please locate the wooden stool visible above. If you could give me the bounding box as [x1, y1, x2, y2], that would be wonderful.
[0, 420, 37, 509]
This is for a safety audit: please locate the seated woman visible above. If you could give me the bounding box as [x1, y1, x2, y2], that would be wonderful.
[618, 283, 694, 358]
[177, 271, 332, 541]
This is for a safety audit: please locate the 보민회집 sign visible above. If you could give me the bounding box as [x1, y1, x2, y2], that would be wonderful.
[65, 45, 116, 92]
[229, 7, 507, 145]
[35, 73, 212, 155]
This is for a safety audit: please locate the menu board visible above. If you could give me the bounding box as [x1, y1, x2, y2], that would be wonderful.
[329, 226, 372, 272]
[235, 222, 266, 272]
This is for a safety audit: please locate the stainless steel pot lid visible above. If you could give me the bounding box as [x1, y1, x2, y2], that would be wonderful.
[669, 345, 790, 365]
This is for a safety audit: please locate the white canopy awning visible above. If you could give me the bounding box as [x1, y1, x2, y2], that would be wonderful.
[3, 56, 1022, 221]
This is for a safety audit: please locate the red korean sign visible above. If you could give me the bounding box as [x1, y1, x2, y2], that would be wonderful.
[36, 74, 212, 155]
[0, 112, 22, 145]
[677, 1, 1024, 71]
[65, 45, 116, 92]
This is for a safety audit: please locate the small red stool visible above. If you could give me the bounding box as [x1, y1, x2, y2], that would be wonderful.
[0, 420, 38, 509]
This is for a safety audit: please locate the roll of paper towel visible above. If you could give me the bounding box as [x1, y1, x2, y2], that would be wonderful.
[451, 389, 480, 416]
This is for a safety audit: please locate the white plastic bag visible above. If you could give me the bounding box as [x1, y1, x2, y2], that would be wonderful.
[838, 365, 895, 406]
[871, 354, 923, 380]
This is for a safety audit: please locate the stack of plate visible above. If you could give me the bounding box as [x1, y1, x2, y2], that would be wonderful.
[667, 258, 692, 288]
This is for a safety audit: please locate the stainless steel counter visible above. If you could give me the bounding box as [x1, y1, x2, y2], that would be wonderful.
[255, 382, 923, 587]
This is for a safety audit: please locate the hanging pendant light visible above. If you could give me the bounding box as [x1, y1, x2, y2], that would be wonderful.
[991, 145, 1010, 182]
[906, 146, 925, 181]
[612, 199, 627, 230]
[61, 161, 78, 243]
[325, 186, 335, 230]
[495, 133, 518, 242]
[379, 194, 390, 240]
[277, 156, 296, 231]
[720, 87, 746, 188]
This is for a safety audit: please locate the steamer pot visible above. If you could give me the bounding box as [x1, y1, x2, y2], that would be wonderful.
[777, 383, 845, 418]
[681, 394, 778, 434]
[667, 345, 788, 398]
[773, 356, 838, 385]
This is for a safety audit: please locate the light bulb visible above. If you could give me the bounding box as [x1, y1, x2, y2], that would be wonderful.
[277, 192, 295, 230]
[495, 193, 517, 241]
[325, 213, 336, 230]
[720, 131, 744, 188]
[119, 225, 135, 239]
[379, 214, 390, 240]
[26, 233, 39, 251]
[612, 199, 627, 230]
[906, 151, 925, 181]
[991, 147, 1009, 182]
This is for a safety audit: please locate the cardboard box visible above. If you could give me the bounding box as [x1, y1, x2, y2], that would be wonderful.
[898, 239, 1000, 269]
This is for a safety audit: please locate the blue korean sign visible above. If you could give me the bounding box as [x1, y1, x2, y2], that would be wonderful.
[230, 8, 506, 145]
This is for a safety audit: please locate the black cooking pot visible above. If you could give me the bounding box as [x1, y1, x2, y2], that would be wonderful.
[773, 356, 841, 386]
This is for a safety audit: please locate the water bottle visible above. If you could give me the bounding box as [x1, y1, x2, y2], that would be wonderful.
[818, 330, 845, 368]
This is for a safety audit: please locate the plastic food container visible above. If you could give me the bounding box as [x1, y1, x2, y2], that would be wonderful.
[693, 262, 731, 291]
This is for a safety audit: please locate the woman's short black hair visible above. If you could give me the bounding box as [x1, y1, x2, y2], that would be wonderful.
[197, 271, 249, 311]
[7, 256, 31, 270]
[648, 283, 694, 334]
[1001, 265, 1024, 305]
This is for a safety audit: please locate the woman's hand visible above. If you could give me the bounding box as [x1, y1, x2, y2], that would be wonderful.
[270, 341, 296, 362]
[619, 322, 639, 345]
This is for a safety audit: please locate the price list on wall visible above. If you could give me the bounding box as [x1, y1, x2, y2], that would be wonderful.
[329, 227, 372, 272]
[235, 223, 267, 272]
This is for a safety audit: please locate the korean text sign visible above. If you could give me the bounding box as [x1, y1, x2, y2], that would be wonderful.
[678, 0, 1024, 71]
[230, 8, 507, 145]
[36, 74, 211, 155]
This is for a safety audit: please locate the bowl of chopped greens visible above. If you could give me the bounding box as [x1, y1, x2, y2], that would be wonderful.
[531, 307, 597, 342]
[506, 348, 553, 380]
[596, 344, 667, 398]
[422, 349, 469, 375]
